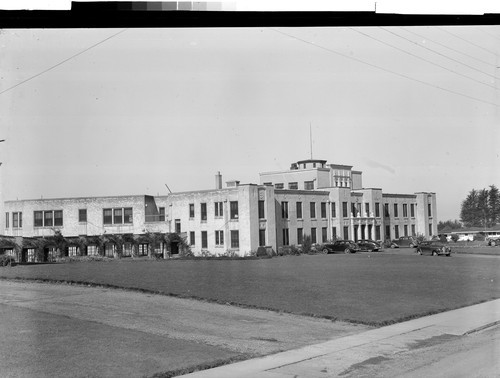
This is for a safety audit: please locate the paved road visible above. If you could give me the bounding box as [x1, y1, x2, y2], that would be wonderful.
[0, 280, 368, 377]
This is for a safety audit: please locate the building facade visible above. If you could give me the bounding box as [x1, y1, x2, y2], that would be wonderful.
[2, 159, 438, 258]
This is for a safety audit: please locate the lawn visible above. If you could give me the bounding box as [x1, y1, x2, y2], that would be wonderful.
[1, 253, 499, 325]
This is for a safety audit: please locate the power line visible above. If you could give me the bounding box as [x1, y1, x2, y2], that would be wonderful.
[0, 29, 127, 96]
[270, 28, 499, 108]
[352, 28, 498, 91]
[438, 27, 498, 57]
[402, 27, 497, 69]
[384, 27, 500, 82]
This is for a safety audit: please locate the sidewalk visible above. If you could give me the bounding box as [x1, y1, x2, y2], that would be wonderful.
[182, 299, 500, 377]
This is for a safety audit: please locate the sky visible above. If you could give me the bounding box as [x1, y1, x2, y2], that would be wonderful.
[0, 4, 499, 223]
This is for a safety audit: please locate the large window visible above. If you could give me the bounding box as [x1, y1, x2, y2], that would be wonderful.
[282, 228, 289, 245]
[343, 226, 349, 240]
[34, 210, 63, 227]
[411, 204, 415, 217]
[332, 227, 337, 239]
[275, 183, 284, 189]
[189, 231, 195, 246]
[428, 204, 432, 217]
[297, 228, 303, 245]
[403, 204, 408, 218]
[189, 203, 195, 218]
[201, 203, 207, 221]
[311, 227, 317, 243]
[288, 182, 298, 190]
[331, 202, 336, 218]
[258, 200, 265, 219]
[304, 181, 314, 190]
[395, 225, 399, 238]
[322, 227, 327, 243]
[13, 212, 22, 228]
[34, 211, 43, 227]
[342, 202, 348, 217]
[230, 201, 239, 219]
[215, 201, 223, 217]
[375, 225, 381, 240]
[384, 203, 389, 217]
[79, 209, 87, 222]
[201, 231, 208, 248]
[159, 207, 165, 221]
[103, 208, 132, 225]
[5, 212, 9, 229]
[44, 211, 53, 227]
[411, 224, 416, 236]
[296, 202, 303, 219]
[394, 204, 399, 218]
[281, 201, 289, 219]
[310, 202, 316, 219]
[429, 223, 433, 236]
[375, 203, 380, 217]
[404, 225, 408, 237]
[321, 202, 327, 218]
[230, 230, 239, 248]
[365, 203, 370, 217]
[175, 219, 181, 233]
[215, 230, 224, 246]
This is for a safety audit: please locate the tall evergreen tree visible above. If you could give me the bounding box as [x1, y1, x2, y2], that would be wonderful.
[460, 189, 480, 227]
[489, 185, 500, 225]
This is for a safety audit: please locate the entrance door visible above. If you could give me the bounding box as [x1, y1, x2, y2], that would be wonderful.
[170, 242, 179, 255]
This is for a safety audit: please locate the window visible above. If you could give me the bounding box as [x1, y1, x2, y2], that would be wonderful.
[288, 182, 298, 190]
[44, 211, 53, 227]
[296, 202, 303, 219]
[104, 208, 132, 225]
[159, 207, 165, 222]
[230, 230, 239, 248]
[411, 204, 415, 217]
[395, 225, 399, 238]
[331, 202, 336, 218]
[343, 226, 349, 240]
[311, 227, 317, 243]
[175, 219, 181, 233]
[352, 203, 357, 217]
[259, 229, 266, 246]
[275, 183, 284, 189]
[281, 201, 289, 219]
[5, 212, 9, 229]
[322, 227, 327, 243]
[411, 225, 416, 236]
[114, 208, 123, 224]
[321, 202, 327, 218]
[282, 228, 289, 245]
[385, 225, 391, 239]
[429, 223, 433, 236]
[365, 203, 370, 217]
[403, 204, 408, 218]
[87, 245, 98, 256]
[79, 209, 87, 222]
[13, 212, 22, 228]
[304, 181, 314, 190]
[190, 231, 195, 246]
[201, 231, 208, 248]
[215, 230, 224, 246]
[215, 202, 223, 217]
[394, 204, 399, 217]
[34, 211, 43, 227]
[53, 211, 63, 226]
[310, 202, 316, 219]
[375, 203, 380, 218]
[375, 225, 381, 240]
[342, 202, 348, 217]
[332, 227, 337, 239]
[68, 246, 78, 257]
[201, 203, 207, 221]
[404, 225, 408, 237]
[384, 203, 389, 217]
[230, 201, 239, 219]
[428, 204, 432, 217]
[189, 203, 195, 218]
[258, 200, 265, 219]
[297, 228, 303, 245]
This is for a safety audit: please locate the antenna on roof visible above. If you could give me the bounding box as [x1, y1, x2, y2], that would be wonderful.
[309, 123, 313, 159]
[164, 183, 172, 194]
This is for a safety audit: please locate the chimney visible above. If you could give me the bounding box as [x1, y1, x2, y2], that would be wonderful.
[215, 171, 222, 190]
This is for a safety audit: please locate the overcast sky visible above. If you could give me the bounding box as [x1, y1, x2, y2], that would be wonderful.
[1, 22, 499, 222]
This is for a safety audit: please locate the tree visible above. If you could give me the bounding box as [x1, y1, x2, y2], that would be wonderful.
[460, 186, 500, 228]
[489, 185, 500, 225]
[437, 220, 462, 232]
[460, 189, 480, 227]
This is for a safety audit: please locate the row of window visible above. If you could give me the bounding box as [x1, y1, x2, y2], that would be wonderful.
[5, 212, 23, 228]
[386, 224, 432, 238]
[281, 225, 383, 246]
[189, 230, 240, 249]
[189, 201, 239, 221]
[264, 181, 315, 190]
[279, 201, 383, 220]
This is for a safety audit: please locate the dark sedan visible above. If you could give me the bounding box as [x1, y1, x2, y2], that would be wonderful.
[390, 236, 419, 248]
[321, 240, 360, 254]
[416, 241, 451, 256]
[357, 239, 381, 252]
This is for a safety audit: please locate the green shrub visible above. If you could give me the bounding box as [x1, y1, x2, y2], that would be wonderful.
[256, 246, 268, 257]
[302, 235, 312, 254]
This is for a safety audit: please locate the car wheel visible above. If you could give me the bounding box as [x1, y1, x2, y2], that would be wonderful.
[344, 248, 351, 254]
[492, 241, 497, 247]
[410, 243, 414, 248]
[322, 248, 329, 254]
[390, 244, 396, 249]
[432, 251, 438, 256]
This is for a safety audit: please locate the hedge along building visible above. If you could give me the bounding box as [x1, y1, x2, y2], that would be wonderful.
[1, 158, 437, 261]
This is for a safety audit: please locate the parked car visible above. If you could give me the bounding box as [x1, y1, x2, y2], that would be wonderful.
[356, 239, 381, 252]
[416, 241, 451, 256]
[390, 236, 419, 248]
[486, 236, 500, 247]
[321, 240, 360, 254]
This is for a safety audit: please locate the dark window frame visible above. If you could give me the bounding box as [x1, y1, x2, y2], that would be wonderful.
[230, 201, 239, 220]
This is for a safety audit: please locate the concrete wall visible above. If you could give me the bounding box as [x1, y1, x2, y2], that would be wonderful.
[259, 169, 330, 190]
